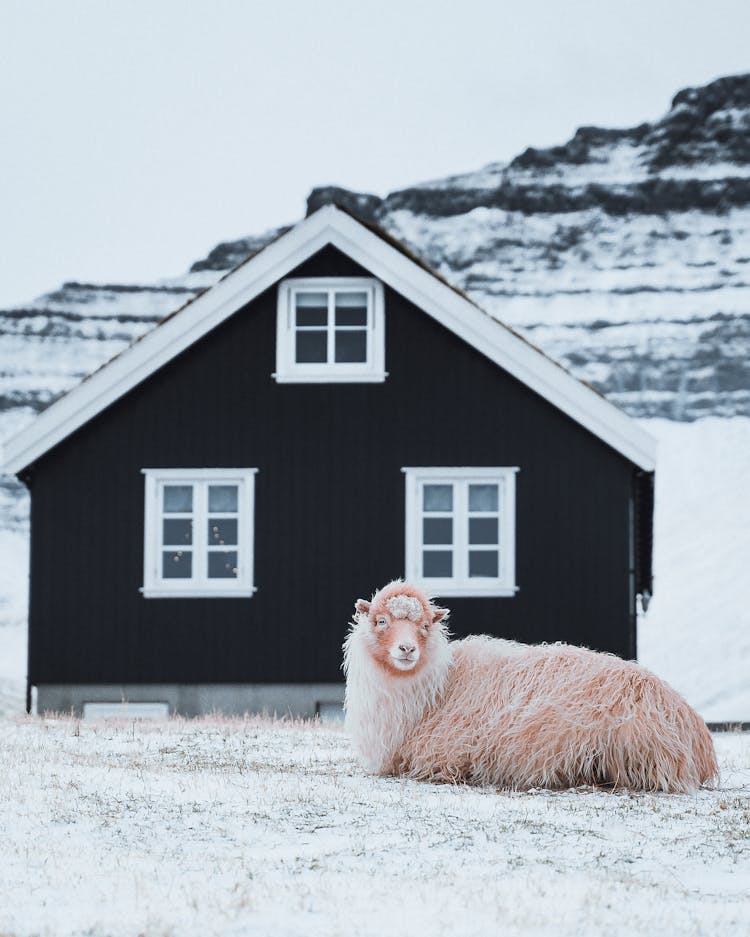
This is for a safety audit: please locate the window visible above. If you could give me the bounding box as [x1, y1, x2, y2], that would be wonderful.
[142, 469, 257, 597]
[403, 467, 518, 596]
[275, 277, 385, 382]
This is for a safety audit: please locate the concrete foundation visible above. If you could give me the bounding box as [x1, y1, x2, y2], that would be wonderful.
[34, 683, 345, 719]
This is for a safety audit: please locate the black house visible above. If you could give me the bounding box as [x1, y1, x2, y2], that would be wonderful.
[4, 206, 656, 717]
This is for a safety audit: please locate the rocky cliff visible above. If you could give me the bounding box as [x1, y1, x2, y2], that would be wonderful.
[304, 74, 750, 422]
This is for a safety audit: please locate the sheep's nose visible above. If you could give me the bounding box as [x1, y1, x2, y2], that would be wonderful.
[399, 642, 416, 655]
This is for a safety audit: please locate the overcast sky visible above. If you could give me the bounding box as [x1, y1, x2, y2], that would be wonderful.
[0, 0, 748, 308]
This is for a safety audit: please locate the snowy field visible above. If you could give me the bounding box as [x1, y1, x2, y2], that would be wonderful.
[638, 417, 750, 721]
[0, 715, 748, 937]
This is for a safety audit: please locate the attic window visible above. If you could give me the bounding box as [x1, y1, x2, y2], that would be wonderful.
[141, 469, 257, 598]
[275, 277, 385, 382]
[402, 467, 519, 597]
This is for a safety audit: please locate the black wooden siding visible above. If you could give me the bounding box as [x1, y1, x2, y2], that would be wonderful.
[633, 470, 655, 599]
[26, 245, 638, 687]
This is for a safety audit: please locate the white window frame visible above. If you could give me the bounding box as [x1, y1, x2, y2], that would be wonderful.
[403, 466, 519, 597]
[274, 277, 386, 382]
[141, 468, 257, 598]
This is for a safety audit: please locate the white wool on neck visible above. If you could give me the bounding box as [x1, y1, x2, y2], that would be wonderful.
[343, 613, 453, 774]
[385, 594, 424, 622]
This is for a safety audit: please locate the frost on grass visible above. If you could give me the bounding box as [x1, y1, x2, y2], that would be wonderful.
[0, 716, 748, 937]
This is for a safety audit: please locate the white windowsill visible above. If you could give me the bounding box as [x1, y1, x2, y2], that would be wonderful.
[272, 371, 387, 383]
[424, 585, 519, 597]
[141, 587, 257, 599]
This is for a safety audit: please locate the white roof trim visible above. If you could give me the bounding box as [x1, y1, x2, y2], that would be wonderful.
[2, 205, 656, 473]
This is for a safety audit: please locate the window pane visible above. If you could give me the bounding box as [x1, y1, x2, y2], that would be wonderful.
[423, 484, 452, 512]
[334, 330, 367, 363]
[469, 517, 499, 545]
[423, 550, 452, 577]
[208, 551, 239, 579]
[208, 485, 238, 513]
[335, 291, 368, 308]
[163, 518, 192, 546]
[296, 330, 327, 363]
[163, 485, 192, 513]
[335, 293, 368, 326]
[423, 517, 453, 545]
[469, 550, 499, 578]
[295, 292, 327, 326]
[162, 550, 192, 578]
[208, 518, 238, 546]
[469, 484, 499, 512]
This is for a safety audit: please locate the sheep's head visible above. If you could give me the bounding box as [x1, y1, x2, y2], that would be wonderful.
[354, 580, 449, 677]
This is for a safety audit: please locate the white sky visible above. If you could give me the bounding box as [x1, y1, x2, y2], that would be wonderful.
[0, 0, 748, 308]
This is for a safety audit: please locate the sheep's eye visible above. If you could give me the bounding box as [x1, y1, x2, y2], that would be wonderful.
[375, 616, 388, 629]
[421, 623, 430, 634]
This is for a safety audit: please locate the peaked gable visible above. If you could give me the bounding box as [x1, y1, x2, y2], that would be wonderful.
[2, 205, 656, 473]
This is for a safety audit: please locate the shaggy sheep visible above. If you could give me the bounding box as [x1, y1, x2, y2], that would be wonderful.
[343, 580, 718, 792]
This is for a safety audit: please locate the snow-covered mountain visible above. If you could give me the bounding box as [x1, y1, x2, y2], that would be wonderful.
[307, 74, 750, 423]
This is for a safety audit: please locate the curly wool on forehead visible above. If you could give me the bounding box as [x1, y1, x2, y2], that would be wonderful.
[368, 580, 433, 621]
[385, 594, 425, 622]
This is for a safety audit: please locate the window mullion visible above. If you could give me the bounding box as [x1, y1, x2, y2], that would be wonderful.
[194, 482, 207, 584]
[456, 481, 468, 584]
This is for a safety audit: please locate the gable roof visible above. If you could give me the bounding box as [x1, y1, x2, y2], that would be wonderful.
[2, 204, 656, 473]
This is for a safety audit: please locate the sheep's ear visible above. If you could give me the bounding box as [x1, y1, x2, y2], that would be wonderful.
[431, 605, 449, 623]
[355, 599, 371, 616]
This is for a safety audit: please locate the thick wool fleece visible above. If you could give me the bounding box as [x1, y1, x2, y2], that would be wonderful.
[344, 596, 717, 793]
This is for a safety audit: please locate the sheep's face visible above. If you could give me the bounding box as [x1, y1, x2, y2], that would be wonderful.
[355, 588, 448, 678]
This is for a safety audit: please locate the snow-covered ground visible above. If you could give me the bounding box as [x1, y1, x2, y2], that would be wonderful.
[0, 527, 28, 716]
[0, 715, 748, 937]
[639, 417, 750, 721]
[0, 416, 747, 722]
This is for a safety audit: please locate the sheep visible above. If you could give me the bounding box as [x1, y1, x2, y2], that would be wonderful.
[343, 580, 718, 792]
